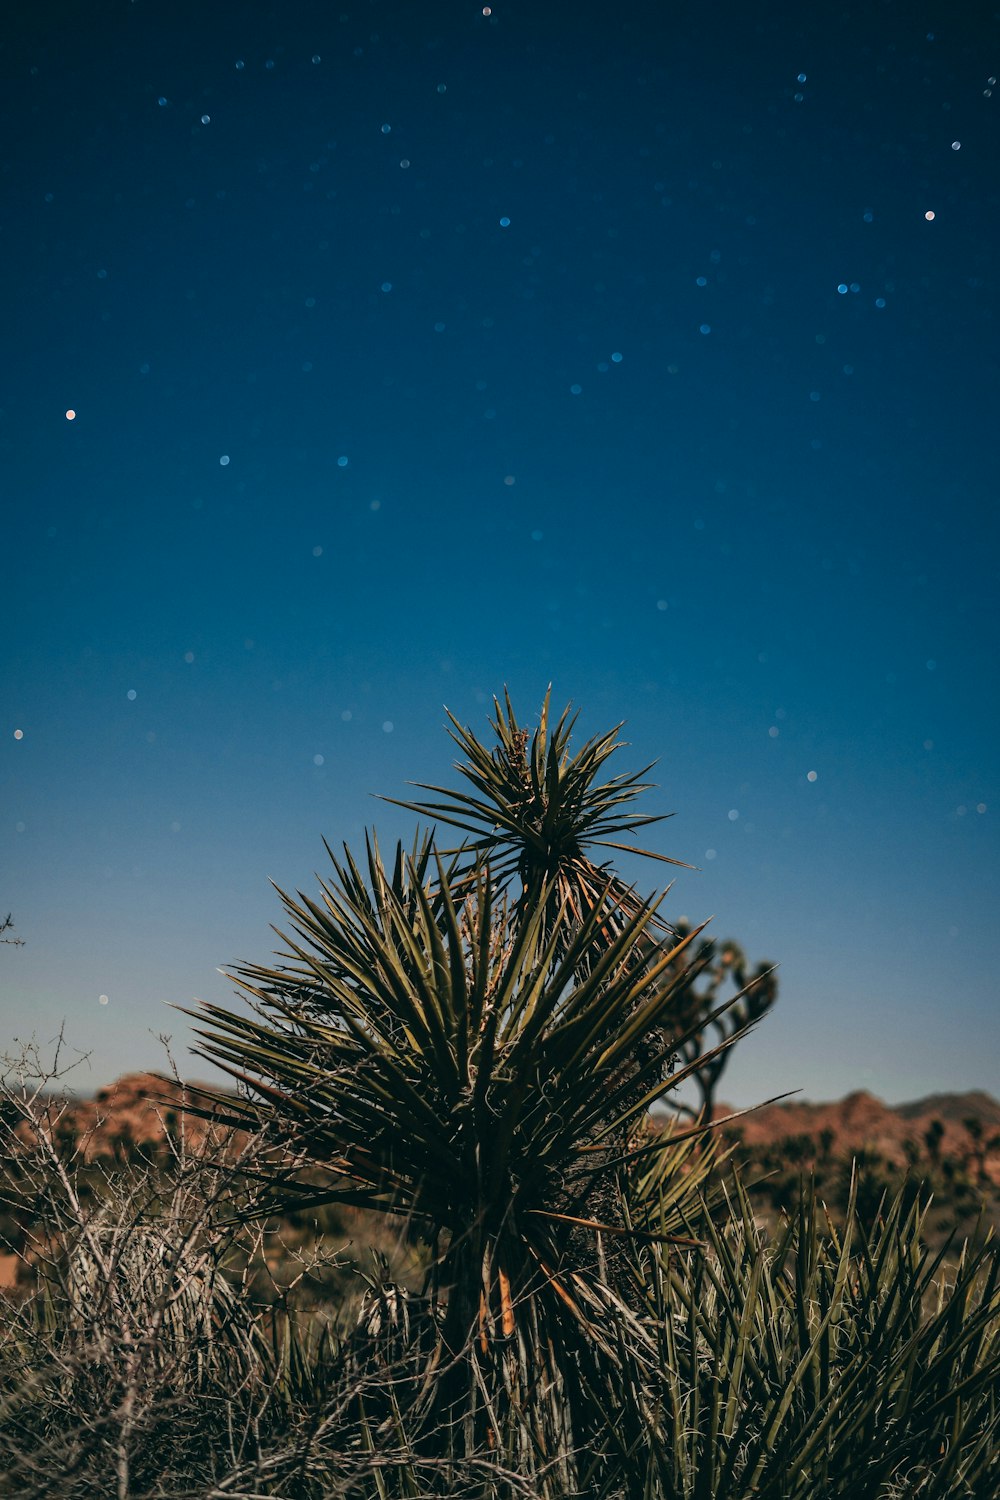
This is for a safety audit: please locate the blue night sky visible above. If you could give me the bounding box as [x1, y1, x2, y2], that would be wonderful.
[3, 0, 998, 1106]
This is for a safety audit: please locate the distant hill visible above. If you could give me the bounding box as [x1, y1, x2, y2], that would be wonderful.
[715, 1088, 1000, 1177]
[893, 1090, 1000, 1128]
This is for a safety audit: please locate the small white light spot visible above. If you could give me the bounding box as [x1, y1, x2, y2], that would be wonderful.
[65, 409, 76, 420]
[768, 726, 779, 738]
[99, 994, 109, 1006]
[127, 689, 137, 701]
[381, 281, 392, 292]
[437, 83, 447, 93]
[400, 158, 410, 168]
[570, 383, 582, 394]
[499, 216, 511, 227]
[924, 210, 935, 221]
[313, 753, 324, 766]
[381, 122, 391, 134]
[183, 651, 195, 663]
[235, 60, 245, 70]
[13, 729, 23, 740]
[219, 454, 230, 466]
[977, 802, 987, 813]
[806, 770, 818, 782]
[341, 710, 353, 721]
[728, 808, 739, 821]
[337, 455, 349, 467]
[482, 6, 491, 14]
[504, 474, 515, 485]
[875, 297, 886, 308]
[951, 140, 961, 150]
[699, 323, 711, 335]
[705, 849, 717, 860]
[656, 599, 668, 611]
[312, 545, 323, 556]
[382, 720, 394, 733]
[201, 114, 211, 124]
[312, 54, 321, 64]
[611, 351, 623, 362]
[837, 283, 848, 294]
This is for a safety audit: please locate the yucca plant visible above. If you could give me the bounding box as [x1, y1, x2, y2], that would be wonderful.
[186, 695, 741, 1467]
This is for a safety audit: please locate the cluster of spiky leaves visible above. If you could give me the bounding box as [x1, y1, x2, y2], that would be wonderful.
[387, 689, 692, 943]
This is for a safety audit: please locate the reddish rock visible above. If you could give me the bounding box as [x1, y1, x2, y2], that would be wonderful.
[45, 1073, 230, 1161]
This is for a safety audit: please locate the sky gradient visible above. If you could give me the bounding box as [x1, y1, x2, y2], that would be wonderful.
[3, 0, 998, 1106]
